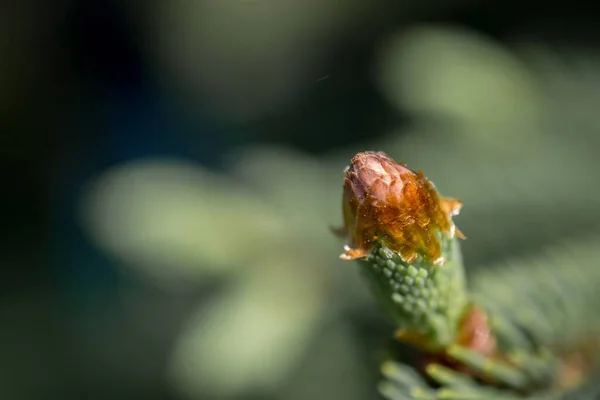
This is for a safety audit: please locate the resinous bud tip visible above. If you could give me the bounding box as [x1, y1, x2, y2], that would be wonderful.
[335, 151, 464, 265]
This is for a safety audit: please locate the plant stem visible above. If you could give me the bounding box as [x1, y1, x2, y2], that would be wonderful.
[359, 235, 469, 352]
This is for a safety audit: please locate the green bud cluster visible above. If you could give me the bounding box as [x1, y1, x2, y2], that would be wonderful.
[359, 236, 468, 349]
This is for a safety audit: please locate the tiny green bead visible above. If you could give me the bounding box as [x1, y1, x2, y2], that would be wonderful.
[407, 265, 419, 277]
[392, 293, 404, 304]
[379, 247, 394, 259]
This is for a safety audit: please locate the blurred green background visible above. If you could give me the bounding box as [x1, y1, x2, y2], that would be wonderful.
[2, 1, 600, 399]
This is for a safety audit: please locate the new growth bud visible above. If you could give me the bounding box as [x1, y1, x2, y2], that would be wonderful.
[337, 151, 464, 265]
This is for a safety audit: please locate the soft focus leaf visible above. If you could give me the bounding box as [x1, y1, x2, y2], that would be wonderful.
[80, 158, 289, 281]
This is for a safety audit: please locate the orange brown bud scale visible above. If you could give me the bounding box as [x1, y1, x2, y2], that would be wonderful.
[338, 151, 465, 265]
